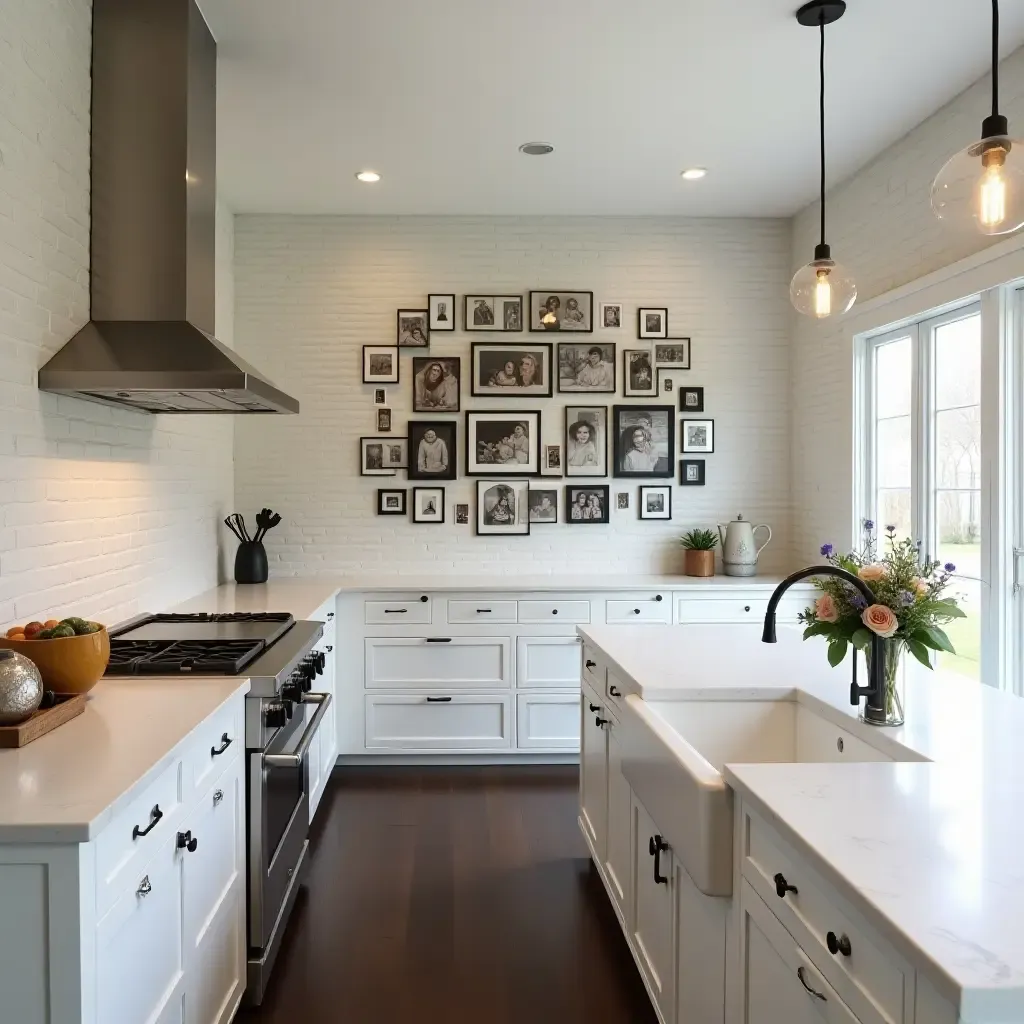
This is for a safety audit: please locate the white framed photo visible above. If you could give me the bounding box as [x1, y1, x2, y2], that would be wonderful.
[639, 485, 672, 520]
[428, 293, 455, 332]
[363, 345, 399, 384]
[360, 436, 408, 476]
[412, 487, 445, 524]
[528, 487, 559, 524]
[681, 418, 715, 454]
[466, 410, 541, 475]
[638, 307, 668, 339]
[600, 302, 623, 329]
[623, 349, 657, 397]
[654, 339, 691, 369]
[476, 479, 531, 535]
[397, 310, 429, 348]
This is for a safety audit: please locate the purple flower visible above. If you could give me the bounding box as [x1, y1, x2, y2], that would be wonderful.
[820, 543, 833, 557]
[863, 520, 875, 531]
[886, 524, 896, 534]
[944, 562, 956, 573]
[849, 592, 868, 611]
[900, 591, 915, 607]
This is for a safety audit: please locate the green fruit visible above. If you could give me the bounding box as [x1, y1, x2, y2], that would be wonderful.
[36, 628, 55, 640]
[79, 623, 101, 635]
[61, 617, 91, 633]
[49, 624, 75, 638]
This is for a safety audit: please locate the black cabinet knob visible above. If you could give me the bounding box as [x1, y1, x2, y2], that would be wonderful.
[655, 594, 663, 602]
[744, 605, 751, 612]
[420, 595, 429, 602]
[585, 660, 597, 669]
[826, 931, 852, 957]
[594, 717, 609, 728]
[633, 608, 641, 615]
[774, 872, 798, 899]
[176, 830, 198, 854]
[552, 608, 559, 615]
[589, 702, 600, 712]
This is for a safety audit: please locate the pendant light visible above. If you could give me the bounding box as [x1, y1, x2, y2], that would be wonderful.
[931, 0, 1024, 236]
[790, 0, 857, 319]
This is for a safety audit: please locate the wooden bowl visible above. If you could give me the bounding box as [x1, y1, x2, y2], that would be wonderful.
[0, 628, 110, 694]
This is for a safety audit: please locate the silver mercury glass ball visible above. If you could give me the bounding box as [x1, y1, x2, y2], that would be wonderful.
[0, 649, 44, 725]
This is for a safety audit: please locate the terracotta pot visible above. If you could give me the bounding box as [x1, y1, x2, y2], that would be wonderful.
[685, 549, 715, 578]
[0, 628, 110, 695]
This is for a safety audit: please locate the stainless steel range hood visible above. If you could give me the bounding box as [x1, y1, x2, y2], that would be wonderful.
[38, 0, 298, 415]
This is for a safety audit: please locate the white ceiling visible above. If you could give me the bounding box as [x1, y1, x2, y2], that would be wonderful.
[200, 0, 1024, 217]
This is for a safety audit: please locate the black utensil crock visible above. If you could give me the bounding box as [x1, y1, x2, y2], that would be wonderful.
[234, 540, 269, 584]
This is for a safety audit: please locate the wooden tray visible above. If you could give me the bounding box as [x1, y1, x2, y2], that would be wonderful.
[0, 693, 88, 748]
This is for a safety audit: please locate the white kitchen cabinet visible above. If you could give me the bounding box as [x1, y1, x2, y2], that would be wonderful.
[364, 636, 512, 689]
[310, 625, 338, 824]
[606, 596, 672, 624]
[603, 709, 631, 926]
[516, 635, 582, 689]
[365, 693, 512, 750]
[579, 682, 608, 856]
[516, 692, 580, 749]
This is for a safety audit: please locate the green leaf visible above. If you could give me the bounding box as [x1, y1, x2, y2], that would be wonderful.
[827, 639, 848, 668]
[802, 622, 833, 641]
[906, 638, 934, 669]
[917, 625, 956, 654]
[930, 600, 966, 620]
[851, 628, 873, 651]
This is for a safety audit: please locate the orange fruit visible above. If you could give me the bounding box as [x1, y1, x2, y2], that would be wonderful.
[43, 619, 59, 629]
[5, 626, 24, 638]
[6, 630, 25, 640]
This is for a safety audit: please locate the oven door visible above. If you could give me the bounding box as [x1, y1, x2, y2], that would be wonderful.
[248, 692, 333, 950]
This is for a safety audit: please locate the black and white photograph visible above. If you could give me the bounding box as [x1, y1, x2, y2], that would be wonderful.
[680, 386, 704, 412]
[360, 436, 408, 476]
[529, 291, 594, 332]
[373, 388, 387, 406]
[681, 418, 715, 453]
[464, 295, 524, 332]
[471, 343, 552, 397]
[528, 487, 559, 524]
[617, 492, 630, 510]
[412, 357, 461, 412]
[543, 444, 563, 476]
[655, 339, 691, 368]
[658, 371, 675, 396]
[476, 479, 531, 536]
[428, 293, 455, 332]
[377, 408, 392, 432]
[455, 503, 470, 525]
[623, 349, 657, 397]
[466, 410, 541, 475]
[613, 405, 674, 478]
[412, 487, 445, 524]
[638, 307, 668, 339]
[397, 309, 430, 347]
[679, 459, 706, 486]
[408, 421, 457, 480]
[565, 485, 610, 524]
[557, 342, 616, 393]
[363, 345, 400, 384]
[600, 302, 623, 329]
[564, 405, 608, 478]
[377, 489, 407, 516]
[639, 485, 673, 520]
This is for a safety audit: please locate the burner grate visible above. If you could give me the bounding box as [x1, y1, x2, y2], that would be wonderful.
[106, 638, 267, 675]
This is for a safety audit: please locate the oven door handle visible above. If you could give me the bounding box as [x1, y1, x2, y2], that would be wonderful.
[263, 692, 333, 769]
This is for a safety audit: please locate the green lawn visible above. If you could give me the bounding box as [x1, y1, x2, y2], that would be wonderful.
[934, 543, 980, 680]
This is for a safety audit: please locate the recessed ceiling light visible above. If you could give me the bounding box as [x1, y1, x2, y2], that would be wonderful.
[519, 142, 555, 156]
[355, 170, 381, 183]
[681, 167, 707, 180]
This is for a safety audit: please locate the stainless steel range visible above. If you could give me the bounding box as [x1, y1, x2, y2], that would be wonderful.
[107, 611, 332, 1005]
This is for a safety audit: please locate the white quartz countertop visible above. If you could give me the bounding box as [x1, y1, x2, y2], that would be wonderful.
[0, 677, 249, 843]
[580, 624, 1024, 1019]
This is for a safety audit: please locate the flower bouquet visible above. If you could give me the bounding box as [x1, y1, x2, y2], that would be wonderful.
[798, 523, 965, 725]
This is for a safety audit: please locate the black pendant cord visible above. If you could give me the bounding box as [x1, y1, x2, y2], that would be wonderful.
[819, 17, 826, 249]
[992, 0, 1000, 119]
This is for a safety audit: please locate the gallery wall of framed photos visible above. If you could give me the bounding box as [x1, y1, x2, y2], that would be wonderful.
[231, 216, 793, 575]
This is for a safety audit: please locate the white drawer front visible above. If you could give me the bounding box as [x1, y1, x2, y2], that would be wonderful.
[516, 693, 581, 749]
[447, 599, 518, 624]
[676, 596, 767, 623]
[517, 636, 582, 689]
[365, 636, 511, 689]
[95, 757, 184, 920]
[518, 599, 591, 624]
[582, 643, 606, 692]
[365, 694, 512, 750]
[364, 598, 432, 625]
[606, 597, 672, 624]
[186, 695, 242, 798]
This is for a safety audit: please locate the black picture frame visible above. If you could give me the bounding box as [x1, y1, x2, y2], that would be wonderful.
[679, 386, 704, 413]
[476, 479, 531, 535]
[529, 291, 594, 333]
[564, 405, 608, 478]
[556, 342, 616, 394]
[679, 459, 706, 486]
[654, 339, 691, 369]
[363, 345, 400, 384]
[397, 309, 430, 347]
[377, 489, 407, 515]
[528, 487, 559, 524]
[565, 484, 610, 524]
[470, 342, 553, 398]
[428, 294, 456, 332]
[376, 408, 392, 432]
[407, 420, 458, 480]
[638, 307, 668, 339]
[681, 418, 715, 454]
[465, 410, 542, 476]
[464, 295, 524, 332]
[639, 485, 673, 520]
[412, 487, 446, 524]
[612, 405, 675, 478]
[412, 356, 461, 413]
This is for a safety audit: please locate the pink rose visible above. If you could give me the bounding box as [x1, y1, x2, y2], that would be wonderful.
[862, 604, 898, 638]
[858, 564, 886, 583]
[814, 594, 839, 623]
[913, 578, 929, 598]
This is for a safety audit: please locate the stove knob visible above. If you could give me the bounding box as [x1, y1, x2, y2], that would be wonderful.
[281, 681, 303, 704]
[264, 702, 288, 729]
[315, 651, 326, 674]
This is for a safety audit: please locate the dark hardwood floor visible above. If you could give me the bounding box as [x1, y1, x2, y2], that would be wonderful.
[239, 766, 657, 1024]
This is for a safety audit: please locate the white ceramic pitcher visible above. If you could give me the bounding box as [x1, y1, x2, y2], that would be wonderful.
[717, 514, 772, 577]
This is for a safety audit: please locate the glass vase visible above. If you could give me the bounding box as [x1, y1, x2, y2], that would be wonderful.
[861, 639, 906, 727]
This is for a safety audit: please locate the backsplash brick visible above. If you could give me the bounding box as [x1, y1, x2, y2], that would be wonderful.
[232, 215, 795, 577]
[0, 0, 235, 628]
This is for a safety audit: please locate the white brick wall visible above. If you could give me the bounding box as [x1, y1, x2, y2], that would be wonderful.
[0, 0, 235, 628]
[233, 215, 794, 577]
[791, 47, 1024, 563]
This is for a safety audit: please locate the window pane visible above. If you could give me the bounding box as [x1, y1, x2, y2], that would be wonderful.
[875, 337, 912, 418]
[935, 314, 981, 409]
[873, 336, 913, 543]
[935, 407, 981, 489]
[875, 416, 911, 488]
[937, 578, 981, 681]
[877, 489, 912, 541]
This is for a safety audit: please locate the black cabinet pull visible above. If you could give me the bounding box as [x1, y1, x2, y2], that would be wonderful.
[655, 594, 663, 602]
[384, 608, 408, 614]
[420, 595, 429, 602]
[633, 608, 641, 615]
[132, 804, 163, 840]
[826, 931, 852, 957]
[585, 660, 597, 669]
[649, 835, 668, 884]
[211, 733, 232, 757]
[176, 830, 198, 853]
[610, 685, 621, 697]
[744, 605, 751, 612]
[589, 702, 600, 712]
[551, 608, 559, 615]
[426, 637, 452, 643]
[797, 967, 827, 1001]
[594, 716, 609, 728]
[427, 696, 452, 703]
[774, 872, 798, 899]
[476, 608, 492, 614]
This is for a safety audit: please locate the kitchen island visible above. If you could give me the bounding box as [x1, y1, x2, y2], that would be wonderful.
[578, 623, 1024, 1024]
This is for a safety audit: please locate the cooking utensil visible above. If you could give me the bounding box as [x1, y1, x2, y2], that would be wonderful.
[226, 513, 250, 543]
[253, 509, 281, 544]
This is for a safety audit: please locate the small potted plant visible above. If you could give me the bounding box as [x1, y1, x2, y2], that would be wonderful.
[681, 528, 718, 578]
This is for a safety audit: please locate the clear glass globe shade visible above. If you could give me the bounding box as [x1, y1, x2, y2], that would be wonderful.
[790, 258, 857, 319]
[931, 136, 1024, 236]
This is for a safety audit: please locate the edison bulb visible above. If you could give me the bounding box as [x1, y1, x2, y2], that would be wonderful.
[932, 135, 1024, 236]
[814, 269, 832, 318]
[791, 255, 856, 319]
